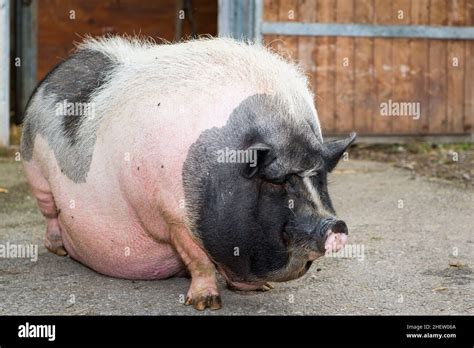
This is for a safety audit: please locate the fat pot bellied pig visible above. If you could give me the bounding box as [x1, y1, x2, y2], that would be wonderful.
[21, 36, 356, 310]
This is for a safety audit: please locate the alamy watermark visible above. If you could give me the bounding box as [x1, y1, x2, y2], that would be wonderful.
[55, 99, 95, 118]
[217, 147, 257, 167]
[0, 242, 38, 262]
[18, 322, 55, 341]
[325, 244, 365, 262]
[380, 99, 420, 120]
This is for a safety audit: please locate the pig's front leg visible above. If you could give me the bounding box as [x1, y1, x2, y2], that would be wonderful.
[170, 226, 222, 310]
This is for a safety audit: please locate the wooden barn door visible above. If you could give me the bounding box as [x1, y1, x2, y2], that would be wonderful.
[36, 0, 218, 81]
[258, 0, 474, 139]
[14, 0, 218, 123]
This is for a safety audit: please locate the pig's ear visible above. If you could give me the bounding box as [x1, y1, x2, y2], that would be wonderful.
[242, 143, 272, 179]
[323, 132, 357, 172]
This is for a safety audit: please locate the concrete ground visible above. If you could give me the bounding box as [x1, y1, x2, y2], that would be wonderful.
[0, 157, 472, 315]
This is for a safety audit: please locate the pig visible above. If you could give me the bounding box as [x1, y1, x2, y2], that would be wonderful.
[21, 36, 356, 310]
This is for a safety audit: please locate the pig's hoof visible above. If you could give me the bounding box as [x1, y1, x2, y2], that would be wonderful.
[227, 282, 273, 291]
[45, 221, 68, 256]
[44, 239, 68, 256]
[185, 292, 222, 311]
[258, 283, 274, 291]
[227, 281, 274, 291]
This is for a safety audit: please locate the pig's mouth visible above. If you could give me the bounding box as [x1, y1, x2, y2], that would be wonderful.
[216, 221, 349, 287]
[216, 265, 269, 291]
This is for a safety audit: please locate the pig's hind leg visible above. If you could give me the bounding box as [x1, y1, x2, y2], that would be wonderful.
[24, 162, 68, 256]
[44, 218, 68, 256]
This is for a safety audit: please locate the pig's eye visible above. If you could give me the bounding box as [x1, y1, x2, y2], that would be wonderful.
[265, 179, 286, 188]
[263, 177, 287, 189]
[264, 175, 295, 191]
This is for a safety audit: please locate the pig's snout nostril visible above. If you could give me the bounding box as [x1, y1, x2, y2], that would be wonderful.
[332, 220, 348, 235]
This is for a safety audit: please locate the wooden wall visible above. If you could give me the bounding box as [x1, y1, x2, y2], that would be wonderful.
[37, 0, 217, 81]
[263, 0, 474, 136]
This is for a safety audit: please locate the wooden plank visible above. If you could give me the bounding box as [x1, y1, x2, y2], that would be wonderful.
[447, 41, 465, 133]
[447, 0, 466, 133]
[296, 0, 316, 72]
[296, 0, 317, 128]
[184, 0, 217, 38]
[264, 34, 281, 52]
[277, 0, 299, 61]
[372, 0, 393, 134]
[465, 0, 474, 134]
[263, 0, 281, 53]
[37, 0, 217, 80]
[391, 0, 412, 135]
[428, 0, 448, 134]
[465, 40, 474, 134]
[353, 0, 374, 135]
[263, 0, 280, 21]
[334, 0, 354, 134]
[448, 0, 466, 25]
[410, 0, 430, 134]
[315, 0, 336, 135]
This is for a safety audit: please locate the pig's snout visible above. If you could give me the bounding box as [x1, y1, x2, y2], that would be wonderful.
[292, 217, 349, 261]
[321, 219, 348, 253]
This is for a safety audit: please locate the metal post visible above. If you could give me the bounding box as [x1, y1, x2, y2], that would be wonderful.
[0, 0, 10, 147]
[218, 0, 260, 42]
[253, 0, 263, 43]
[218, 0, 234, 37]
[19, 0, 37, 120]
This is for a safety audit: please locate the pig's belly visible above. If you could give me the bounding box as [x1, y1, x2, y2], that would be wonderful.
[26, 133, 184, 280]
[59, 214, 184, 280]
[44, 165, 184, 280]
[57, 205, 184, 279]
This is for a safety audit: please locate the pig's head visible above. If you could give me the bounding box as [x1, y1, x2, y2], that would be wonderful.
[183, 94, 356, 286]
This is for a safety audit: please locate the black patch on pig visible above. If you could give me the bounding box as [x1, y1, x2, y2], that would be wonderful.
[183, 94, 325, 282]
[20, 48, 116, 183]
[20, 121, 34, 160]
[43, 49, 114, 145]
[20, 60, 68, 161]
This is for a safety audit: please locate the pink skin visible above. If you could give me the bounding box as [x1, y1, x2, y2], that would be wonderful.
[23, 88, 261, 310]
[324, 230, 348, 253]
[23, 86, 346, 310]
